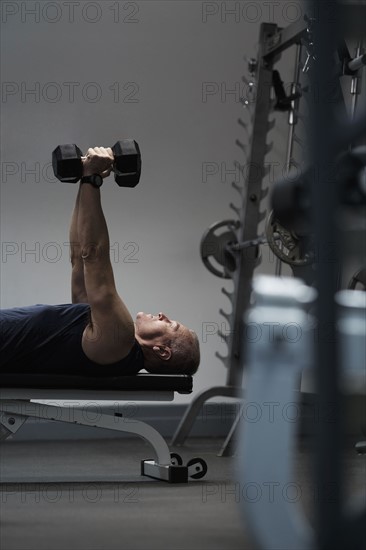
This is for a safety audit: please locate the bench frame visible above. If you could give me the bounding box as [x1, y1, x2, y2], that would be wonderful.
[0, 386, 201, 483]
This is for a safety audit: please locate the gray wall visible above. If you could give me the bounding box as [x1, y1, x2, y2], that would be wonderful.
[2, 0, 354, 404]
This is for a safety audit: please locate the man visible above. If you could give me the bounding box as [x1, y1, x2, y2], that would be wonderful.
[0, 147, 200, 376]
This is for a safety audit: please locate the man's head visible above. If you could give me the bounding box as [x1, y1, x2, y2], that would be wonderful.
[134, 312, 200, 375]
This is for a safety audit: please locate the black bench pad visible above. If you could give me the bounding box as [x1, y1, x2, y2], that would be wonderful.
[0, 373, 193, 394]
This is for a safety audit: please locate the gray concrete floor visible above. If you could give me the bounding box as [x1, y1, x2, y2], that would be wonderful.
[0, 437, 365, 550]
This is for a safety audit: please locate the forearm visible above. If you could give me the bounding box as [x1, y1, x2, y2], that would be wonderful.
[69, 187, 87, 302]
[69, 187, 82, 265]
[71, 146, 113, 261]
[77, 183, 110, 261]
[77, 182, 117, 300]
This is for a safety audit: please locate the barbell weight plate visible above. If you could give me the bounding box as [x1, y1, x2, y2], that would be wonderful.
[200, 220, 240, 279]
[265, 210, 313, 267]
[348, 267, 366, 290]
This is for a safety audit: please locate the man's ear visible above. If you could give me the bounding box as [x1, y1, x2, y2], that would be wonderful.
[152, 345, 172, 361]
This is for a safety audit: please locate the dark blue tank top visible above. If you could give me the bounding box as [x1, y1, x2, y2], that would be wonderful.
[0, 304, 144, 376]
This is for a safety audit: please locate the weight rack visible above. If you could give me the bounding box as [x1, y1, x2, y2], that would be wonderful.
[172, 18, 310, 454]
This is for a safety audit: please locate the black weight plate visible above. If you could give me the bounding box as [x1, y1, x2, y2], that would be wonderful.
[265, 210, 313, 267]
[200, 220, 239, 278]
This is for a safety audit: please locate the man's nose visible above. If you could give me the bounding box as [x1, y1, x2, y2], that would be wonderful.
[158, 312, 169, 321]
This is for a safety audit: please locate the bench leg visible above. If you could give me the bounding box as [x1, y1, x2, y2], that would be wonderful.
[170, 385, 242, 445]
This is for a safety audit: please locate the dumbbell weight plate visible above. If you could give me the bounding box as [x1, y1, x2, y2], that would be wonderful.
[112, 140, 141, 188]
[52, 144, 83, 183]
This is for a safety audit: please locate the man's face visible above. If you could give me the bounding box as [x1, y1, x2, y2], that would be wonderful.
[135, 312, 184, 344]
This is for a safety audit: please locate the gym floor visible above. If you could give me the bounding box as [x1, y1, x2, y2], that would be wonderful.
[1, 436, 364, 550]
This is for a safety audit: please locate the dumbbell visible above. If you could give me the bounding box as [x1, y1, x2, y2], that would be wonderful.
[52, 140, 141, 188]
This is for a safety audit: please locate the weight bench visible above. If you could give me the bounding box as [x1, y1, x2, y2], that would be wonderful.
[0, 372, 207, 483]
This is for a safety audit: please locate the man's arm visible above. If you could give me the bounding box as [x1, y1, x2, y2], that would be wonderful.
[78, 147, 135, 364]
[69, 187, 88, 304]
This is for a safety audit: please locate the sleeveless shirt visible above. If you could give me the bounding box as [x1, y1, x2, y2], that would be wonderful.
[0, 304, 144, 376]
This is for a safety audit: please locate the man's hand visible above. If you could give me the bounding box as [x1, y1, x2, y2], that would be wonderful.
[82, 147, 114, 178]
